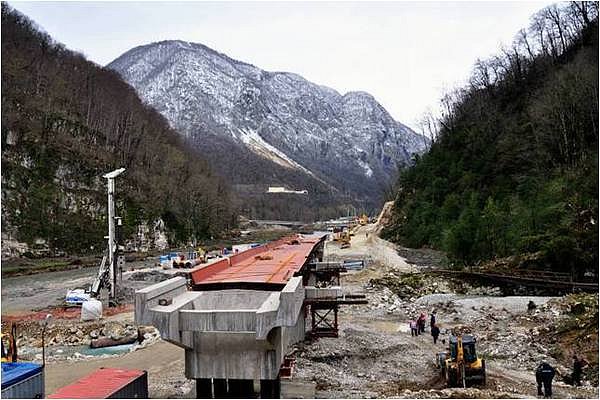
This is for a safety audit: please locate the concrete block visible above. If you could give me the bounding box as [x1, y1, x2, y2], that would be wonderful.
[180, 309, 257, 332]
[304, 286, 341, 299]
[135, 277, 187, 325]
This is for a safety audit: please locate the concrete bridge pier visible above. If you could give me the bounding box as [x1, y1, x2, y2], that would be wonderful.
[135, 234, 329, 399]
[228, 379, 255, 398]
[196, 379, 212, 398]
[260, 379, 280, 399]
[195, 378, 274, 399]
[213, 379, 227, 398]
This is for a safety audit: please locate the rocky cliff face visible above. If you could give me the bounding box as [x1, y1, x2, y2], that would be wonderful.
[108, 41, 428, 206]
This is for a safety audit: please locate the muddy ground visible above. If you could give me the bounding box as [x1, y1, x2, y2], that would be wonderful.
[2, 225, 598, 398]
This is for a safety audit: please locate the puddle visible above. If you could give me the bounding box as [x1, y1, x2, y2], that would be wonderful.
[80, 343, 134, 356]
[43, 343, 135, 359]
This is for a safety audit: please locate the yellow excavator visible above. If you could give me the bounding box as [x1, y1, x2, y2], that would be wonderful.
[359, 214, 369, 226]
[1, 323, 18, 363]
[439, 334, 486, 387]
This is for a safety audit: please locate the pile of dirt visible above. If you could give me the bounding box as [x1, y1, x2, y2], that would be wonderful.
[294, 325, 440, 399]
[395, 246, 447, 269]
[128, 270, 172, 283]
[368, 272, 502, 301]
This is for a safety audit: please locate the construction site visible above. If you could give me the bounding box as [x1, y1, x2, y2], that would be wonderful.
[1, 198, 598, 399]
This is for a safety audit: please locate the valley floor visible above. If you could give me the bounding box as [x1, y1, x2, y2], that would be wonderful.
[291, 225, 598, 398]
[2, 225, 597, 398]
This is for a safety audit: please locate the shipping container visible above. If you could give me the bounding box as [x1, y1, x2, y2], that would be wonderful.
[1, 362, 45, 399]
[48, 368, 148, 399]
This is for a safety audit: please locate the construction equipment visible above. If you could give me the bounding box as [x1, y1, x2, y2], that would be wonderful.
[1, 324, 17, 363]
[359, 214, 369, 225]
[65, 252, 108, 304]
[337, 231, 351, 248]
[1, 318, 50, 399]
[65, 168, 125, 306]
[439, 335, 486, 388]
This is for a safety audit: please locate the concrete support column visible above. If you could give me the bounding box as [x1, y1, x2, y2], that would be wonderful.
[213, 379, 228, 399]
[228, 379, 254, 398]
[196, 379, 212, 399]
[260, 379, 280, 399]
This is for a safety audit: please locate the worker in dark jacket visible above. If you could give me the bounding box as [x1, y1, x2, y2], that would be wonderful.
[535, 361, 556, 398]
[430, 311, 436, 328]
[418, 313, 427, 333]
[572, 355, 588, 386]
[431, 323, 440, 344]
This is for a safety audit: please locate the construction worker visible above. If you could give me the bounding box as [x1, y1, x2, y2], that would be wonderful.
[535, 361, 556, 398]
[572, 355, 588, 386]
[418, 313, 427, 334]
[431, 323, 440, 344]
[409, 320, 418, 336]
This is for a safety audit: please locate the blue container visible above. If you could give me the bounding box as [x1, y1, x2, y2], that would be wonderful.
[159, 255, 169, 262]
[1, 362, 45, 399]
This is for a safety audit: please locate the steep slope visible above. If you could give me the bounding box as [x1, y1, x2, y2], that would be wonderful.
[1, 5, 234, 255]
[383, 4, 598, 276]
[108, 41, 427, 211]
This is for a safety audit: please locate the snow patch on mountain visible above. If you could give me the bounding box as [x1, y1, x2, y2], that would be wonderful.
[108, 40, 429, 201]
[238, 127, 305, 172]
[357, 159, 374, 178]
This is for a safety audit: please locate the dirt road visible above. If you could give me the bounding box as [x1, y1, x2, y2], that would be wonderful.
[326, 225, 416, 273]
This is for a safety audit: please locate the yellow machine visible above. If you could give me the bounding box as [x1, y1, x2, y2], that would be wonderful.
[1, 323, 17, 363]
[334, 231, 351, 248]
[359, 214, 369, 225]
[439, 335, 486, 387]
[340, 232, 351, 248]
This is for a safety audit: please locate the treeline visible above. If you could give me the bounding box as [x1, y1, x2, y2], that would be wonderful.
[383, 2, 598, 277]
[1, 4, 235, 253]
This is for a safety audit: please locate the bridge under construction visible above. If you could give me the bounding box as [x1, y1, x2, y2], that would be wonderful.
[135, 233, 366, 398]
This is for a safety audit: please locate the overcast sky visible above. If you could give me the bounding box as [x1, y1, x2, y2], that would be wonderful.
[10, 1, 554, 131]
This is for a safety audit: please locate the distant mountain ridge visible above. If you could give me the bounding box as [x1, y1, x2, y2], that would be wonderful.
[108, 40, 428, 211]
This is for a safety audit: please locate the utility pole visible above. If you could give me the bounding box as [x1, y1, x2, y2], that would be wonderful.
[103, 168, 125, 301]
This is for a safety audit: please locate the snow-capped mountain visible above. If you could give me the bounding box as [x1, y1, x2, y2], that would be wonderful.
[108, 40, 428, 204]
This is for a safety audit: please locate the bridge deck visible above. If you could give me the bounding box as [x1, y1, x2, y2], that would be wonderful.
[190, 234, 325, 288]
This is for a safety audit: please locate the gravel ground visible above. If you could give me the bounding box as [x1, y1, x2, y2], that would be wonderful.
[292, 225, 599, 399]
[3, 225, 597, 399]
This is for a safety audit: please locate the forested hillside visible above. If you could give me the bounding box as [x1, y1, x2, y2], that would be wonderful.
[383, 2, 598, 277]
[1, 4, 235, 254]
[108, 40, 427, 220]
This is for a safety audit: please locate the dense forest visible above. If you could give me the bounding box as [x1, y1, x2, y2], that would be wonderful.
[1, 4, 235, 254]
[383, 2, 598, 277]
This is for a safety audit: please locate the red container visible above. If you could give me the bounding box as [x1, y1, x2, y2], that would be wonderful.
[48, 368, 148, 399]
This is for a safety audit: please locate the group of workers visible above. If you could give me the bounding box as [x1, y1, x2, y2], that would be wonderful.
[407, 311, 589, 397]
[408, 311, 440, 344]
[535, 355, 588, 398]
